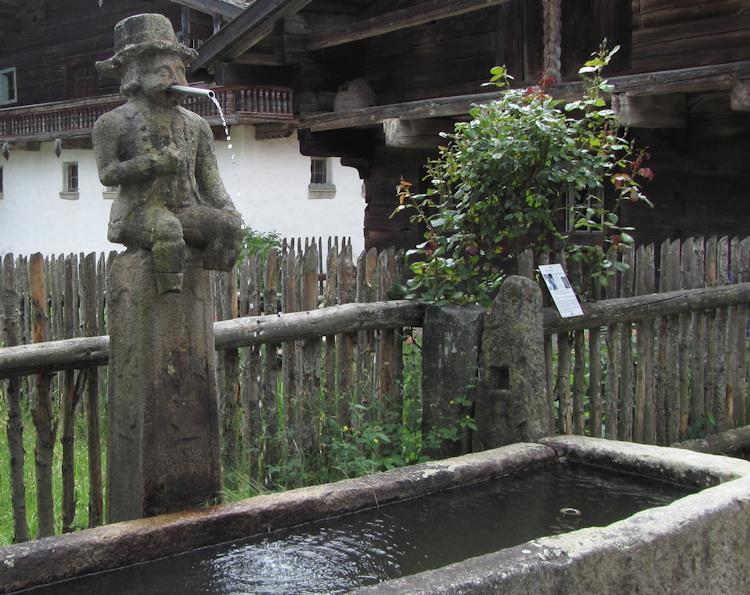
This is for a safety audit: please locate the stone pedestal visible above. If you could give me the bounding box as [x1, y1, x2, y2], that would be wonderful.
[473, 275, 553, 450]
[106, 247, 222, 523]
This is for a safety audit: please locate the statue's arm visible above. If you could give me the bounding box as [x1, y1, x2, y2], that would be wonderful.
[93, 111, 178, 186]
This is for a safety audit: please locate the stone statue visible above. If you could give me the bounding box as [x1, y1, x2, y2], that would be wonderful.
[93, 13, 242, 294]
[94, 13, 239, 522]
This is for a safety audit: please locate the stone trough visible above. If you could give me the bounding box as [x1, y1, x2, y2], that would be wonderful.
[1, 436, 749, 594]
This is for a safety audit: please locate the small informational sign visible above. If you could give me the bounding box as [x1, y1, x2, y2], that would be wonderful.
[538, 264, 584, 318]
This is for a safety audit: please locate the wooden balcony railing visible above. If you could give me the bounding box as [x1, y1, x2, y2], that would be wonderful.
[0, 86, 294, 142]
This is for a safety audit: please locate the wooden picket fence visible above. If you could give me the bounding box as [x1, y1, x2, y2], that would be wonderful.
[543, 236, 750, 445]
[0, 238, 411, 543]
[2, 235, 750, 544]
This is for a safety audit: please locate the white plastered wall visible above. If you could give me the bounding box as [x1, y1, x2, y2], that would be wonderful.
[0, 125, 365, 257]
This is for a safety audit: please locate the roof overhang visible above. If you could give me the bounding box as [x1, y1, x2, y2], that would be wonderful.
[189, 0, 313, 73]
[298, 61, 750, 133]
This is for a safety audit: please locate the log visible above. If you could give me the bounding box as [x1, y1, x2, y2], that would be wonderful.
[82, 253, 102, 528]
[675, 424, 750, 455]
[543, 281, 750, 334]
[4, 278, 750, 378]
[305, 0, 514, 51]
[0, 300, 426, 378]
[261, 249, 281, 472]
[297, 243, 320, 455]
[613, 93, 686, 128]
[29, 253, 56, 539]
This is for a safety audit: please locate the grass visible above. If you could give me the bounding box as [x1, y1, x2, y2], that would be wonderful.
[0, 387, 102, 545]
[220, 333, 429, 501]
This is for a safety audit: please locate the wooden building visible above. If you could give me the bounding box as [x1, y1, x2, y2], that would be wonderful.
[2, 0, 749, 253]
[0, 0, 366, 256]
[180, 0, 750, 252]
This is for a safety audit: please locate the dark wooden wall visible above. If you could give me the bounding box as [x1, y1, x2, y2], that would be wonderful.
[353, 0, 634, 251]
[622, 102, 750, 246]
[632, 0, 750, 72]
[0, 0, 182, 106]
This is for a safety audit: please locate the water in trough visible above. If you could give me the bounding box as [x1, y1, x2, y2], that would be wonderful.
[24, 461, 695, 594]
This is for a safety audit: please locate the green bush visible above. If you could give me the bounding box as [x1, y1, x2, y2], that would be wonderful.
[393, 43, 653, 307]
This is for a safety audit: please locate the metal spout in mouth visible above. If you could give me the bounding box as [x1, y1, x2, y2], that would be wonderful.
[169, 85, 216, 99]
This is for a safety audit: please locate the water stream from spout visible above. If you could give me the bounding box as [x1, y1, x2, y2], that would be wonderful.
[210, 95, 241, 201]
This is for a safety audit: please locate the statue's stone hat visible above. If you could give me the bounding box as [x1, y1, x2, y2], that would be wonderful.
[96, 13, 198, 78]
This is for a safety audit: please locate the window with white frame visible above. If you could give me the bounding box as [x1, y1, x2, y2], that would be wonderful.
[0, 68, 17, 105]
[60, 162, 79, 200]
[308, 157, 336, 199]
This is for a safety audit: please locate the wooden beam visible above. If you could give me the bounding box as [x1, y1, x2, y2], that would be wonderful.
[4, 141, 40, 151]
[60, 137, 93, 150]
[170, 0, 245, 20]
[230, 52, 284, 66]
[299, 61, 750, 132]
[613, 93, 687, 129]
[306, 0, 514, 51]
[675, 424, 750, 454]
[543, 282, 750, 336]
[0, 300, 426, 377]
[190, 0, 313, 73]
[383, 117, 454, 149]
[255, 122, 295, 140]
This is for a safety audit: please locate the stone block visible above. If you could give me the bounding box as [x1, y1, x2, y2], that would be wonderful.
[421, 304, 485, 459]
[474, 275, 552, 449]
[106, 247, 222, 522]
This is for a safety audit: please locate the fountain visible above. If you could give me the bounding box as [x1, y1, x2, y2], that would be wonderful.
[92, 13, 244, 522]
[1, 14, 748, 595]
[1, 437, 749, 594]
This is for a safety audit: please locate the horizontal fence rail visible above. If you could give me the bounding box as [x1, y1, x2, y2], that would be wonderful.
[0, 301, 426, 377]
[543, 282, 750, 334]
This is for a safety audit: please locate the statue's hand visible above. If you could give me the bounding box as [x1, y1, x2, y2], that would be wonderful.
[154, 145, 181, 174]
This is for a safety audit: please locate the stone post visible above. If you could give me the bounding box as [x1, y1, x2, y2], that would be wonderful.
[473, 275, 553, 449]
[106, 248, 222, 522]
[93, 14, 243, 522]
[421, 304, 485, 459]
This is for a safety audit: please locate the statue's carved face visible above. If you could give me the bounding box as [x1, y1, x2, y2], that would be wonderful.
[137, 53, 189, 107]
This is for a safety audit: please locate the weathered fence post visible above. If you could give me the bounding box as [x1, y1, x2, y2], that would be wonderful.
[474, 275, 552, 449]
[29, 253, 56, 539]
[421, 304, 485, 459]
[2, 254, 29, 543]
[215, 267, 241, 479]
[239, 252, 262, 479]
[336, 244, 356, 429]
[376, 249, 397, 424]
[356, 247, 378, 424]
[297, 243, 320, 456]
[60, 255, 80, 533]
[261, 249, 281, 475]
[82, 253, 103, 528]
[281, 246, 299, 455]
